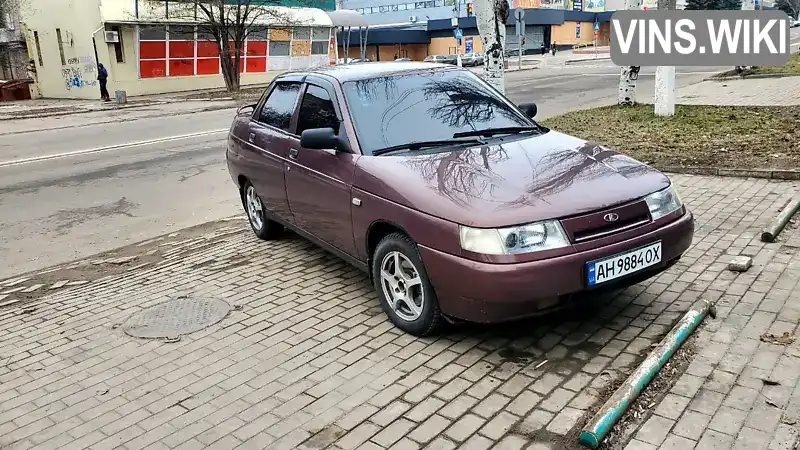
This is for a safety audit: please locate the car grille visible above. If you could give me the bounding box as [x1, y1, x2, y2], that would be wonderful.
[560, 200, 651, 243]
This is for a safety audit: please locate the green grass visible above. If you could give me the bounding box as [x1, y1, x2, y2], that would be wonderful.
[715, 52, 800, 77]
[541, 104, 800, 170]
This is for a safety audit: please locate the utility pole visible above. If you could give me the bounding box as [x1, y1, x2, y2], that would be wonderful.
[473, 0, 509, 94]
[618, 0, 643, 105]
[454, 0, 463, 67]
[654, 0, 676, 116]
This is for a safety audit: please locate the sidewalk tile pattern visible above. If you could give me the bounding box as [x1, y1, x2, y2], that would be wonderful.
[0, 175, 798, 450]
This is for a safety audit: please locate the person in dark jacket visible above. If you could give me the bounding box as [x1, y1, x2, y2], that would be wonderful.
[97, 63, 110, 102]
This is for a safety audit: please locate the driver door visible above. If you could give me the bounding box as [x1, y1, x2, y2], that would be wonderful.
[285, 80, 359, 257]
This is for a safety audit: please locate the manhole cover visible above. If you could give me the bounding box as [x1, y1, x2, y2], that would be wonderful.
[122, 297, 231, 339]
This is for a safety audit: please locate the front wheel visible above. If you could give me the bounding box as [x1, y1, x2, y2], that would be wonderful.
[371, 233, 442, 336]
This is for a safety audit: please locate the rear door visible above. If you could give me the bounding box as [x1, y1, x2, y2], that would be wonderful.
[244, 80, 303, 223]
[284, 78, 359, 257]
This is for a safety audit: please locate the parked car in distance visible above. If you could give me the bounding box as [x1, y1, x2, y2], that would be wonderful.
[226, 63, 695, 336]
[395, 57, 412, 62]
[791, 20, 800, 28]
[337, 57, 372, 64]
[424, 54, 456, 65]
[461, 53, 484, 66]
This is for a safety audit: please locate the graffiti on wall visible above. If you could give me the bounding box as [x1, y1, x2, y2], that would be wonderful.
[62, 56, 97, 90]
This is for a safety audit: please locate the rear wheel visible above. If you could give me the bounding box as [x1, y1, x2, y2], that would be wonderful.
[243, 182, 283, 240]
[372, 232, 442, 336]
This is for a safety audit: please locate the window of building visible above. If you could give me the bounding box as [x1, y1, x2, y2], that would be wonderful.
[259, 82, 301, 131]
[269, 41, 290, 56]
[111, 25, 124, 63]
[139, 25, 167, 77]
[310, 27, 329, 55]
[56, 28, 66, 65]
[292, 27, 311, 40]
[245, 26, 268, 73]
[297, 85, 339, 136]
[168, 25, 194, 76]
[196, 29, 219, 75]
[33, 31, 43, 66]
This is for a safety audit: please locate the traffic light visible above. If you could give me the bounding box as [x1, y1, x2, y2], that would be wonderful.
[466, 2, 473, 16]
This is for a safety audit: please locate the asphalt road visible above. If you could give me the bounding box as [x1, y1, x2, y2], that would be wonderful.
[0, 43, 795, 278]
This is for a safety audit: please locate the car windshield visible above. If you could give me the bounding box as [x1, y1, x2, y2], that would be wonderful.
[342, 69, 536, 155]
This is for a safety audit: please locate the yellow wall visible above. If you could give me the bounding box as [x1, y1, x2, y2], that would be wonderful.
[428, 36, 483, 56]
[551, 22, 597, 46]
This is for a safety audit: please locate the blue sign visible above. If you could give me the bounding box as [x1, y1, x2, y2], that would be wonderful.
[454, 28, 463, 40]
[576, 23, 581, 38]
[594, 21, 600, 31]
[465, 37, 473, 54]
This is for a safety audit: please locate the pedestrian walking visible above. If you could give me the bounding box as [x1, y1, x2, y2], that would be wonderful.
[540, 41, 546, 56]
[551, 42, 557, 56]
[97, 63, 110, 102]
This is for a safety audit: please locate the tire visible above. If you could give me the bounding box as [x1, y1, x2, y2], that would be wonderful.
[371, 232, 442, 336]
[242, 181, 283, 240]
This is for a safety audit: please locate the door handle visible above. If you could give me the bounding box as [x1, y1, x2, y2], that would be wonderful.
[248, 133, 255, 143]
[288, 148, 299, 160]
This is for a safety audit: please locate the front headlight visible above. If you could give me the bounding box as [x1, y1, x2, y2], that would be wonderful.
[459, 220, 571, 255]
[645, 185, 683, 221]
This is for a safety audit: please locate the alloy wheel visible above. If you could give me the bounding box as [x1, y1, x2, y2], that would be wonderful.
[380, 251, 425, 322]
[245, 185, 264, 231]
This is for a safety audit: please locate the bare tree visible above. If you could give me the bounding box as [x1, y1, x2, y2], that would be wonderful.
[776, 0, 799, 18]
[141, 0, 314, 92]
[472, 0, 509, 94]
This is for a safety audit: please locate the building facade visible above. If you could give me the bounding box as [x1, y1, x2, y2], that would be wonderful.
[336, 0, 616, 62]
[20, 0, 337, 99]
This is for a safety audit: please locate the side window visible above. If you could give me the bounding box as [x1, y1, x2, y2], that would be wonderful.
[296, 85, 340, 136]
[258, 82, 301, 131]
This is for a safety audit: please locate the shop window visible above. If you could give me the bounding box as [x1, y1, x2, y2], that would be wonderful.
[292, 27, 310, 41]
[111, 26, 124, 63]
[269, 41, 290, 57]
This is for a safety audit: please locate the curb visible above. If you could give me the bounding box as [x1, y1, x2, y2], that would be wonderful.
[705, 72, 798, 81]
[565, 56, 612, 64]
[657, 165, 800, 181]
[0, 101, 169, 121]
[762, 196, 800, 243]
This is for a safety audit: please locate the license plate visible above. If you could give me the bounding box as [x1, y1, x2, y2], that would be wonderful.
[586, 242, 662, 287]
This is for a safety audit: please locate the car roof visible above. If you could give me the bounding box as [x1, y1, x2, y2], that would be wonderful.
[276, 62, 459, 83]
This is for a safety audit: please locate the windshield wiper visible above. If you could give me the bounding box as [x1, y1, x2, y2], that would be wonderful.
[373, 138, 484, 156]
[453, 126, 544, 139]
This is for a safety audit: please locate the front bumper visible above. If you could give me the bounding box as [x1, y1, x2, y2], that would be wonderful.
[418, 211, 694, 323]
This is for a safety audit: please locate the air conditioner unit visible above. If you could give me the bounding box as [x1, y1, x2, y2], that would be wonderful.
[409, 15, 418, 22]
[104, 30, 119, 43]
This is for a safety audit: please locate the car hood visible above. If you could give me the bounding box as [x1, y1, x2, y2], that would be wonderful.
[354, 130, 671, 228]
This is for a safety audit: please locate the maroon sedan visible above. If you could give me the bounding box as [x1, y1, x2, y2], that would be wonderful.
[226, 62, 694, 336]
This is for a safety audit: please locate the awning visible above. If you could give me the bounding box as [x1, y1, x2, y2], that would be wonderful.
[325, 9, 368, 27]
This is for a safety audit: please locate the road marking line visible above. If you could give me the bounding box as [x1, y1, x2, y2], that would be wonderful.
[0, 129, 228, 168]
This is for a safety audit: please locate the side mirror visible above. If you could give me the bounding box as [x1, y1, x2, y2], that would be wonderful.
[518, 102, 538, 119]
[237, 103, 256, 115]
[300, 127, 351, 152]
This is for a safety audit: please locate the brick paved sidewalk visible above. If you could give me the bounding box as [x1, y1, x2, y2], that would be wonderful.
[678, 76, 800, 107]
[0, 175, 798, 450]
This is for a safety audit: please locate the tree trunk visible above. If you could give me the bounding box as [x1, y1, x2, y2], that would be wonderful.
[617, 0, 643, 105]
[219, 45, 240, 92]
[654, 0, 676, 116]
[474, 0, 508, 95]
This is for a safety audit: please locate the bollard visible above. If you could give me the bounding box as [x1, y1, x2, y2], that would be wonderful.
[115, 89, 127, 105]
[578, 299, 713, 449]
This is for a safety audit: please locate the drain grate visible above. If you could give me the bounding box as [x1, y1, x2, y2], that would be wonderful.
[122, 297, 231, 339]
